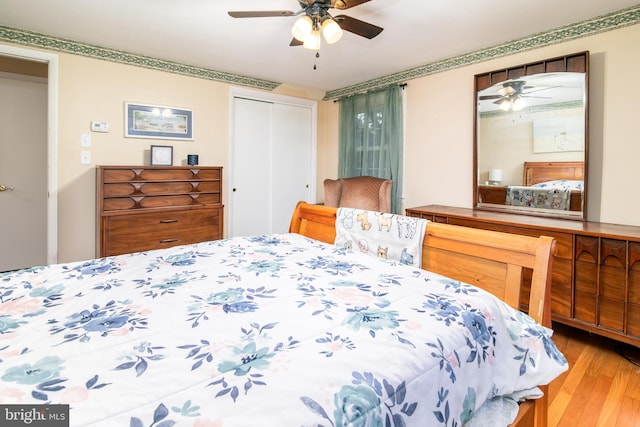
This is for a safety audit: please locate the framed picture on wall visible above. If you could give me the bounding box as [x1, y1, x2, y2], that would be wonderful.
[125, 102, 193, 140]
[150, 145, 173, 166]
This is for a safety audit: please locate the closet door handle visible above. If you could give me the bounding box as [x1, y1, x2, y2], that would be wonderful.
[159, 238, 179, 243]
[160, 219, 178, 223]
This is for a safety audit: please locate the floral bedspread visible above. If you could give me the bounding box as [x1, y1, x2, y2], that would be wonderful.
[0, 233, 567, 426]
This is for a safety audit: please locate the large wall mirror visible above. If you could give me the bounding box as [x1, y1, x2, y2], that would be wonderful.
[474, 51, 589, 220]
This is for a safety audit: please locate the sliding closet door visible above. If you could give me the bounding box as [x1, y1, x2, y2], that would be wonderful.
[230, 97, 272, 237]
[230, 94, 315, 237]
[271, 102, 313, 233]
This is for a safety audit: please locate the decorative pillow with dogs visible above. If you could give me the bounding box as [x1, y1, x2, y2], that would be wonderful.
[335, 208, 428, 267]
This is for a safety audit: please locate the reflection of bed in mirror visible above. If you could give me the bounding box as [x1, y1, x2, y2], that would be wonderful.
[478, 161, 584, 212]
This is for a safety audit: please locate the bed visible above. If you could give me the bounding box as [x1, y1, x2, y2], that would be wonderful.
[479, 161, 584, 212]
[0, 202, 566, 427]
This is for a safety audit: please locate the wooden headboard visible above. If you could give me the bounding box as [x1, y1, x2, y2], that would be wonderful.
[522, 161, 584, 186]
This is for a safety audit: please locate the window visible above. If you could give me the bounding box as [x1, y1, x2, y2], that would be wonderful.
[353, 110, 389, 177]
[338, 85, 403, 213]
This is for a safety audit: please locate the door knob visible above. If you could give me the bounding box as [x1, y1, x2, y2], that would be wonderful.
[0, 184, 14, 192]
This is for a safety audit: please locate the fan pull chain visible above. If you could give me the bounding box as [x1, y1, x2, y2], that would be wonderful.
[313, 52, 319, 70]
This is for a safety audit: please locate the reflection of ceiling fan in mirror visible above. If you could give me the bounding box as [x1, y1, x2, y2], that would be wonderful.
[227, 0, 383, 50]
[479, 80, 555, 111]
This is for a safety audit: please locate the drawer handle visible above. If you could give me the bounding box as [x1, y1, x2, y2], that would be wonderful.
[160, 238, 179, 243]
[160, 219, 178, 223]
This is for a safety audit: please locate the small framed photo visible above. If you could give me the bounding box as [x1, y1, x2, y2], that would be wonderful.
[125, 102, 193, 140]
[150, 145, 173, 166]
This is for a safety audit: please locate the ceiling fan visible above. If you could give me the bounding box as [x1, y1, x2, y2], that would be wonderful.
[228, 0, 383, 49]
[479, 80, 555, 111]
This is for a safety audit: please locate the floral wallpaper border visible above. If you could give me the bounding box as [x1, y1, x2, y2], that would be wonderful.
[0, 26, 281, 91]
[0, 4, 639, 100]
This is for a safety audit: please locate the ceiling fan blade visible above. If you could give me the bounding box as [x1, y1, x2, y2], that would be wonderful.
[333, 0, 371, 10]
[290, 38, 303, 47]
[333, 15, 383, 39]
[479, 95, 502, 100]
[228, 10, 296, 18]
[522, 85, 560, 95]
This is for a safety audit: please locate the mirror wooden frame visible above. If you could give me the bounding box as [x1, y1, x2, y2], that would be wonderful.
[473, 51, 589, 220]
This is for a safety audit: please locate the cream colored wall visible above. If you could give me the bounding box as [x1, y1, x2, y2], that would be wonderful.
[318, 23, 640, 227]
[55, 55, 234, 262]
[51, 52, 321, 262]
[317, 100, 340, 192]
[4, 22, 640, 263]
[47, 53, 323, 263]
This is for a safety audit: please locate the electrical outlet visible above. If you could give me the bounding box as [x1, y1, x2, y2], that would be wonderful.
[81, 133, 91, 147]
[80, 151, 91, 165]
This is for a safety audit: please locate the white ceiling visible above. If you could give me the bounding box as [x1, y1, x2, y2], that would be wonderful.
[0, 0, 638, 94]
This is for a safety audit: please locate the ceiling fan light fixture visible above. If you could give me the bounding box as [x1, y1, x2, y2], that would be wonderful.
[512, 96, 526, 111]
[291, 15, 313, 41]
[498, 99, 511, 111]
[229, 1, 384, 48]
[321, 17, 343, 44]
[303, 28, 321, 50]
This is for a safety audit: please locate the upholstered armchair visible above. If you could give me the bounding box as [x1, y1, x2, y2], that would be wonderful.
[323, 176, 393, 213]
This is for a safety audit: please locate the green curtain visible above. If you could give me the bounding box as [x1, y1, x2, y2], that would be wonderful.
[338, 85, 403, 213]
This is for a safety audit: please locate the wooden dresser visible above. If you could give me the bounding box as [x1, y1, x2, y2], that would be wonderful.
[97, 166, 223, 257]
[406, 204, 640, 348]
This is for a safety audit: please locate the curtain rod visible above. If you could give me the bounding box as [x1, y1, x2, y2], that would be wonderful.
[333, 83, 407, 103]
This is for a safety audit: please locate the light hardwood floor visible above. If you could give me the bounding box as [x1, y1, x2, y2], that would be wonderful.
[548, 322, 640, 427]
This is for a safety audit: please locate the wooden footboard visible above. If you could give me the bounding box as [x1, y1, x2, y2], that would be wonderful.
[289, 201, 556, 427]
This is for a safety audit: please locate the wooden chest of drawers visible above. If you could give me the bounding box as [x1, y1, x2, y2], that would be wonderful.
[406, 204, 640, 348]
[97, 166, 223, 257]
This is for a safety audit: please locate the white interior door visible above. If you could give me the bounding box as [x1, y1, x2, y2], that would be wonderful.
[0, 72, 48, 271]
[229, 90, 316, 237]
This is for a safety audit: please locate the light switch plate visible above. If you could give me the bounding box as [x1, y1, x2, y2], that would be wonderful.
[80, 133, 91, 147]
[80, 151, 91, 165]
